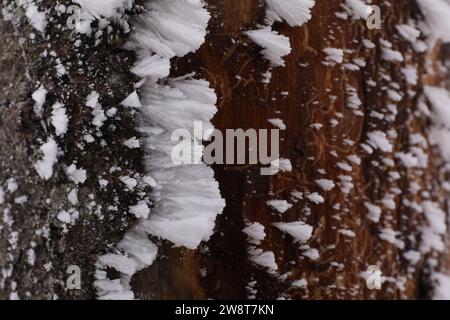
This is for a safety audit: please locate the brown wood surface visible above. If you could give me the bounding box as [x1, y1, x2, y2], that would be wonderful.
[133, 0, 450, 299]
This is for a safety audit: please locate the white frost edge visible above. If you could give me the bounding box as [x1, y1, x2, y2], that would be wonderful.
[95, 0, 225, 300]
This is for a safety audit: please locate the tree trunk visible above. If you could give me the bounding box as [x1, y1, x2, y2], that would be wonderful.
[1, 0, 450, 300]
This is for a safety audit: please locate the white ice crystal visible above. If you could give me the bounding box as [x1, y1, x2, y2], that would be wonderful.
[65, 164, 87, 184]
[51, 103, 69, 136]
[85, 91, 106, 128]
[268, 118, 286, 130]
[248, 248, 278, 273]
[424, 86, 450, 161]
[346, 85, 362, 110]
[269, 158, 292, 174]
[68, 188, 78, 205]
[267, 200, 292, 213]
[117, 231, 158, 268]
[306, 192, 324, 204]
[246, 28, 291, 67]
[381, 48, 404, 62]
[302, 248, 319, 260]
[364, 202, 381, 223]
[401, 66, 418, 86]
[315, 179, 335, 191]
[23, 2, 47, 32]
[323, 48, 344, 65]
[34, 138, 58, 180]
[74, 0, 129, 18]
[120, 176, 137, 189]
[70, 0, 133, 35]
[99, 253, 137, 276]
[266, 0, 316, 27]
[367, 131, 393, 153]
[57, 210, 71, 224]
[396, 24, 421, 44]
[32, 85, 47, 117]
[129, 201, 150, 219]
[0, 187, 5, 205]
[291, 279, 308, 288]
[121, 91, 142, 109]
[344, 0, 371, 20]
[96, 0, 225, 299]
[379, 228, 404, 249]
[417, 0, 450, 43]
[432, 273, 450, 300]
[243, 222, 266, 245]
[273, 221, 313, 242]
[123, 137, 140, 149]
[126, 0, 210, 58]
[422, 201, 447, 235]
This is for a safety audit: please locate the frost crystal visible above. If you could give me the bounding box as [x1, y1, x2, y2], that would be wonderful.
[34, 138, 58, 180]
[266, 0, 316, 27]
[96, 0, 225, 299]
[246, 28, 291, 67]
[273, 221, 313, 242]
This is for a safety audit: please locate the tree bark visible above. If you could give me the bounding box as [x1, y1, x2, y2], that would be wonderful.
[1, 0, 450, 300]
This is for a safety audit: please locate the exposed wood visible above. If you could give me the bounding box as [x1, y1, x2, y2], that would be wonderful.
[133, 0, 450, 300]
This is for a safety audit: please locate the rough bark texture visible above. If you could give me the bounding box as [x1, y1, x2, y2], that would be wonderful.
[0, 0, 147, 299]
[1, 0, 450, 300]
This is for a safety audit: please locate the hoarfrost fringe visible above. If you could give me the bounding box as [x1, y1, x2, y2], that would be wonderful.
[95, 0, 225, 300]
